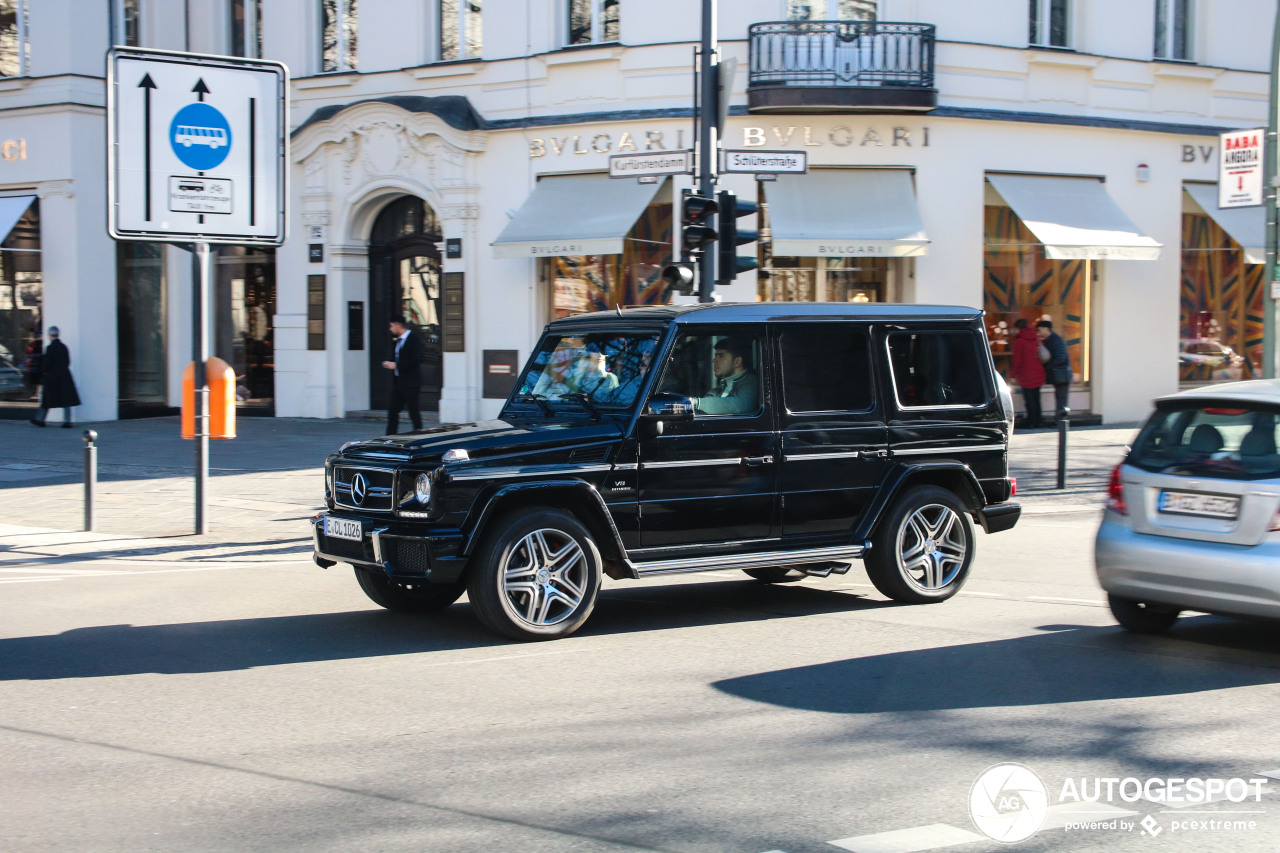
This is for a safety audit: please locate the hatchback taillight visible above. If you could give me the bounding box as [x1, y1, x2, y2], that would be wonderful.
[1271, 508, 1280, 532]
[1107, 464, 1128, 515]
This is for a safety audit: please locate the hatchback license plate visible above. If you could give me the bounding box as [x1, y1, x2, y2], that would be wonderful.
[1158, 491, 1239, 519]
[324, 516, 362, 542]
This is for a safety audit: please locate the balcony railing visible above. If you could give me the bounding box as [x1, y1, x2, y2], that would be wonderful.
[748, 21, 937, 112]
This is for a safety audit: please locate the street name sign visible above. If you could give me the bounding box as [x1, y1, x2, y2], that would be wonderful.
[1218, 128, 1263, 209]
[108, 47, 288, 245]
[608, 150, 693, 178]
[721, 149, 808, 175]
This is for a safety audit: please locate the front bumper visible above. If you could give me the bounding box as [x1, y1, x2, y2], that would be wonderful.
[1095, 512, 1280, 620]
[312, 512, 468, 583]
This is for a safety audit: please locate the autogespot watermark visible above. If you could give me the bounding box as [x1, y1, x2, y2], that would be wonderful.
[968, 762, 1270, 844]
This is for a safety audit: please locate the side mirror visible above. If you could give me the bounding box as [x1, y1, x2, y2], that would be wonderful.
[642, 392, 696, 422]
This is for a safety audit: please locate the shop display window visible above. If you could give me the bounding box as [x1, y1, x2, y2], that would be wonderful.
[982, 204, 1090, 384]
[216, 246, 277, 411]
[0, 201, 40, 409]
[759, 255, 887, 304]
[544, 201, 671, 319]
[1179, 211, 1262, 385]
[116, 242, 167, 412]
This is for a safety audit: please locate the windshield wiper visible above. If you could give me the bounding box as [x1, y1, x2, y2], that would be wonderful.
[511, 393, 553, 417]
[560, 392, 602, 420]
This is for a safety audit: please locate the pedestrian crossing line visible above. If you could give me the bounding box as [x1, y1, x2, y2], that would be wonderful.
[827, 823, 984, 853]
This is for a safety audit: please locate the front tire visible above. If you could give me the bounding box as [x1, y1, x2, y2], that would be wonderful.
[467, 509, 602, 641]
[1108, 594, 1180, 634]
[865, 486, 974, 603]
[354, 567, 465, 613]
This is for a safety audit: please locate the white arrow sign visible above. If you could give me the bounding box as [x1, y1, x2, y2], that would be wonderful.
[108, 47, 288, 245]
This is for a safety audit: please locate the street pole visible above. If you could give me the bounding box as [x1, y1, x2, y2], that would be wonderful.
[1265, 10, 1280, 378]
[697, 0, 718, 303]
[192, 241, 210, 534]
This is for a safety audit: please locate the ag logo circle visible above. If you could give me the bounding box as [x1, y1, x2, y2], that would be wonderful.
[969, 762, 1048, 843]
[169, 103, 232, 171]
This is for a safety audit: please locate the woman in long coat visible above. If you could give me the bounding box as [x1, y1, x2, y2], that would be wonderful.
[1010, 318, 1046, 429]
[31, 326, 80, 428]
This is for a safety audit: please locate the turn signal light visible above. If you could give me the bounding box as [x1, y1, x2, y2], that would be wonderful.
[1010, 477, 1017, 496]
[1107, 464, 1128, 515]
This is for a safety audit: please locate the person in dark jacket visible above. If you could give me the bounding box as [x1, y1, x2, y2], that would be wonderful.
[1010, 318, 1046, 428]
[1036, 319, 1072, 421]
[381, 315, 426, 434]
[30, 326, 80, 428]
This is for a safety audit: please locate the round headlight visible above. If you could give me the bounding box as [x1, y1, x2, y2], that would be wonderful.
[414, 472, 432, 504]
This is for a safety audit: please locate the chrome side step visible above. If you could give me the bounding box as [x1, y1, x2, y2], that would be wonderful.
[627, 544, 866, 577]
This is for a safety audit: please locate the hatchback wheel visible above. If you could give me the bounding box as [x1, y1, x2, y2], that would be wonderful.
[1108, 594, 1181, 634]
[865, 486, 974, 603]
[354, 567, 466, 613]
[467, 509, 602, 641]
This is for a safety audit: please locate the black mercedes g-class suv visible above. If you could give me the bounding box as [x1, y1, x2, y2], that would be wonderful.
[315, 303, 1020, 640]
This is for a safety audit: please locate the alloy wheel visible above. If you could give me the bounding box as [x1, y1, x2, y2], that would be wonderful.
[896, 503, 968, 591]
[501, 527, 589, 627]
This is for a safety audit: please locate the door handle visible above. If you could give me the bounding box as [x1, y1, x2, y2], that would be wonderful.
[742, 455, 774, 467]
[865, 450, 889, 459]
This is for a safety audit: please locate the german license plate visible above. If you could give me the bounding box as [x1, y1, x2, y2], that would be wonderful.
[324, 516, 362, 542]
[1157, 491, 1239, 519]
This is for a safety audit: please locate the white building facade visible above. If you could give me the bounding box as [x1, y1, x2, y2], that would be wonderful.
[0, 0, 1273, 425]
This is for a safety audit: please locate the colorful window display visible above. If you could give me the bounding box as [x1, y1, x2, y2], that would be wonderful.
[544, 201, 672, 318]
[983, 204, 1090, 385]
[1179, 211, 1262, 384]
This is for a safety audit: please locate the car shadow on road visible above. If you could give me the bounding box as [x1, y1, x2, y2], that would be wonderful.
[0, 579, 889, 681]
[712, 616, 1280, 714]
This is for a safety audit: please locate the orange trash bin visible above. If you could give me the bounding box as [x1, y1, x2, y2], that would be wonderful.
[182, 356, 237, 439]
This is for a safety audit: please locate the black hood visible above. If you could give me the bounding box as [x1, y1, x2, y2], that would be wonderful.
[340, 418, 624, 462]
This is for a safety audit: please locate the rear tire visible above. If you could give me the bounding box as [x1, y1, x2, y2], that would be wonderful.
[467, 508, 602, 641]
[743, 566, 807, 584]
[354, 567, 465, 613]
[865, 486, 974, 603]
[1108, 594, 1180, 634]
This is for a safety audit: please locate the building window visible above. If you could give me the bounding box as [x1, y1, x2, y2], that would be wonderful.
[116, 242, 167, 412]
[0, 0, 28, 78]
[786, 0, 876, 21]
[1154, 0, 1192, 61]
[544, 201, 671, 318]
[111, 0, 142, 47]
[1029, 0, 1069, 47]
[439, 0, 482, 61]
[216, 247, 276, 411]
[231, 0, 263, 59]
[567, 0, 619, 46]
[321, 0, 357, 72]
[0, 200, 41, 411]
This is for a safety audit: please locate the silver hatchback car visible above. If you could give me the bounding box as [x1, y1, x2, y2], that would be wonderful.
[1095, 379, 1280, 633]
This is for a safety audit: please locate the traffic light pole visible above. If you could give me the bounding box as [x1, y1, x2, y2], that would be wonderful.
[1265, 6, 1280, 378]
[696, 0, 718, 302]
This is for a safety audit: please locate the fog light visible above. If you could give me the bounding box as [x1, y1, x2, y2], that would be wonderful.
[415, 473, 431, 504]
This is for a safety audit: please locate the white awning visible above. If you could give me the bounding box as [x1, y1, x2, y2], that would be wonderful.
[0, 195, 35, 246]
[1184, 183, 1265, 265]
[492, 174, 665, 259]
[766, 169, 928, 257]
[987, 174, 1161, 261]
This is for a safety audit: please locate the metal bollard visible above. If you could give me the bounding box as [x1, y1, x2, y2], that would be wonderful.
[83, 429, 97, 532]
[1056, 407, 1070, 490]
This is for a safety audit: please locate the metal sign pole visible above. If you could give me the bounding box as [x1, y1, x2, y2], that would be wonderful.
[697, 0, 718, 303]
[1266, 9, 1280, 378]
[193, 241, 210, 534]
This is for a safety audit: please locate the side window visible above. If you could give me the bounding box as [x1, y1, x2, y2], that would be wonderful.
[658, 330, 763, 417]
[887, 331, 987, 408]
[781, 324, 873, 413]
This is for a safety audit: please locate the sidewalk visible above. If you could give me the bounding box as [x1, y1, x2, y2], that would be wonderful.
[0, 416, 1137, 566]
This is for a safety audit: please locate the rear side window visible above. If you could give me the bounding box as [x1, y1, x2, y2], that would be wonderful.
[1129, 405, 1280, 480]
[887, 331, 987, 408]
[780, 324, 873, 412]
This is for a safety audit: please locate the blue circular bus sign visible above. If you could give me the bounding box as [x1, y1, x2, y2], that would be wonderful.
[169, 103, 232, 171]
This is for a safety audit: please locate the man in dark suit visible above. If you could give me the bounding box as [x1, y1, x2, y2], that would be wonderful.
[381, 315, 425, 434]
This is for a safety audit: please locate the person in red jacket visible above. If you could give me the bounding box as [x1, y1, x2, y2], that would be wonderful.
[1010, 318, 1046, 429]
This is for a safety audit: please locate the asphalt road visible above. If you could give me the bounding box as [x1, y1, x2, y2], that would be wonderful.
[3, 508, 1279, 853]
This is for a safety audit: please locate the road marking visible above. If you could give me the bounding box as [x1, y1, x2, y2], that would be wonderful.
[827, 823, 984, 853]
[1258, 769, 1280, 781]
[0, 561, 309, 583]
[832, 581, 1105, 607]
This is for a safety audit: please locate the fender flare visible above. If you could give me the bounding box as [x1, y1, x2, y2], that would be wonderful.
[856, 462, 986, 542]
[460, 479, 629, 561]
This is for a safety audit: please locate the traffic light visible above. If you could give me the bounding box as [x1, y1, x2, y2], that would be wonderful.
[660, 262, 696, 296]
[680, 190, 719, 255]
[716, 190, 759, 285]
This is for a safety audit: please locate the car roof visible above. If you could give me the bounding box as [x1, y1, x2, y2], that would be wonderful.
[547, 302, 983, 331]
[1157, 378, 1280, 407]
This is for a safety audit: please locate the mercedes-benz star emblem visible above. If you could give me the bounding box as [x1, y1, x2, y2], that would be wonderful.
[351, 473, 369, 506]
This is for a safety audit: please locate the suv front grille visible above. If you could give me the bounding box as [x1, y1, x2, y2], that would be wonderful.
[333, 467, 395, 512]
[320, 534, 375, 563]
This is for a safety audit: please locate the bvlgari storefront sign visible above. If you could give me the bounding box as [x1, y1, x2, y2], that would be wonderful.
[529, 125, 930, 159]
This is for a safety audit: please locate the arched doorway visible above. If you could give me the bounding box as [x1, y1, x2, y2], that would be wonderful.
[368, 196, 444, 412]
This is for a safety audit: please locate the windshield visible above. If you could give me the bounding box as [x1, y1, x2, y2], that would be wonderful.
[511, 331, 661, 413]
[1128, 403, 1280, 480]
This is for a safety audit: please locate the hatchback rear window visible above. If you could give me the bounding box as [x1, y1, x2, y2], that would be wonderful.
[1129, 404, 1280, 480]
